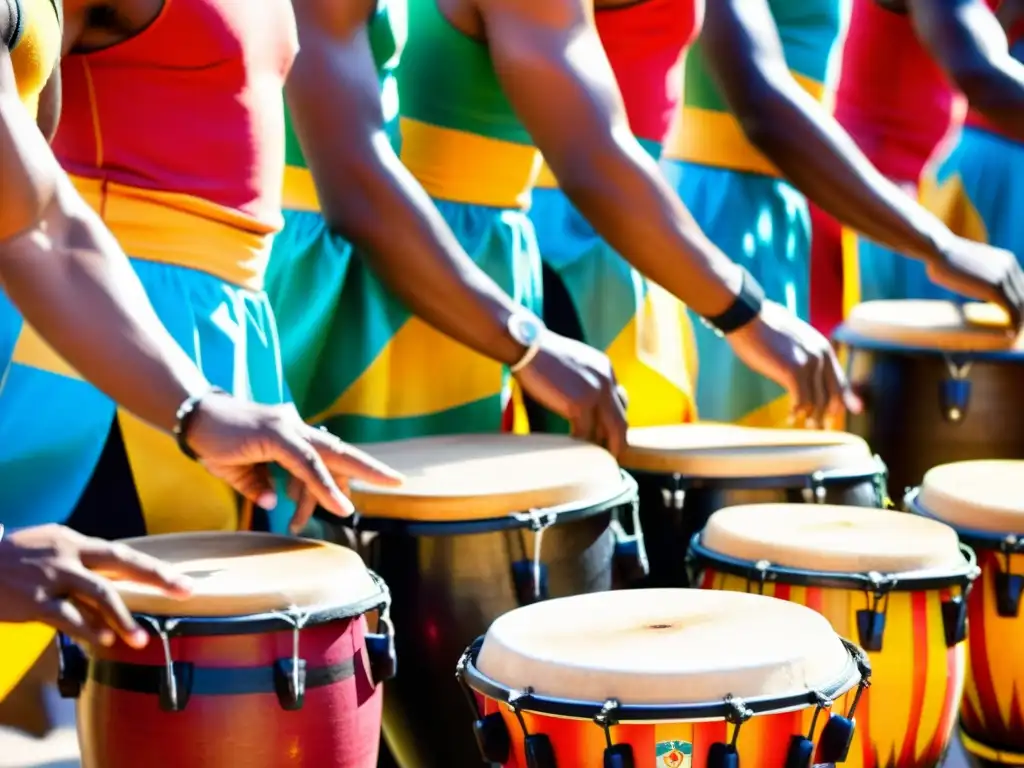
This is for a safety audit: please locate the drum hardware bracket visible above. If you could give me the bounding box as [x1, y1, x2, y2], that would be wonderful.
[855, 572, 894, 653]
[871, 454, 893, 508]
[994, 536, 1024, 618]
[942, 559, 980, 646]
[939, 357, 973, 423]
[594, 700, 635, 768]
[801, 472, 828, 505]
[611, 496, 650, 584]
[707, 696, 752, 768]
[456, 646, 513, 764]
[508, 689, 557, 768]
[745, 559, 773, 595]
[660, 475, 686, 511]
[269, 608, 312, 711]
[785, 691, 833, 768]
[56, 632, 88, 700]
[137, 615, 194, 713]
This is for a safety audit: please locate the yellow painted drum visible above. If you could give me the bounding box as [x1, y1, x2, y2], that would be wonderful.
[457, 589, 870, 767]
[907, 460, 1024, 765]
[690, 504, 978, 768]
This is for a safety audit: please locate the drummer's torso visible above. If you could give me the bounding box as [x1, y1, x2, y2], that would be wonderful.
[672, 0, 849, 174]
[284, 0, 405, 176]
[834, 0, 958, 183]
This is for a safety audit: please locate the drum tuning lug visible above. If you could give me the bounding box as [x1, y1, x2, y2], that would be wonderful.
[941, 595, 969, 647]
[511, 560, 550, 606]
[524, 733, 557, 768]
[612, 522, 650, 586]
[365, 632, 398, 684]
[272, 658, 307, 711]
[939, 377, 972, 423]
[661, 487, 686, 511]
[855, 607, 887, 652]
[994, 571, 1024, 618]
[814, 714, 856, 764]
[706, 742, 739, 768]
[603, 743, 635, 768]
[158, 662, 194, 713]
[784, 735, 814, 768]
[56, 633, 87, 700]
[472, 712, 511, 764]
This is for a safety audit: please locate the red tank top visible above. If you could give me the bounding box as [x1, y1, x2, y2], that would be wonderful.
[596, 0, 704, 144]
[833, 0, 959, 182]
[964, 0, 1024, 140]
[54, 0, 297, 230]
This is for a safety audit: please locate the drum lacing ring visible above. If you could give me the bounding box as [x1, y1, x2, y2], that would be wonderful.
[137, 615, 182, 711]
[801, 471, 827, 505]
[593, 699, 622, 750]
[746, 559, 772, 595]
[722, 695, 753, 746]
[806, 691, 833, 741]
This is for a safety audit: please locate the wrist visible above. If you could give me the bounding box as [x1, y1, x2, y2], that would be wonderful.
[505, 310, 546, 374]
[173, 387, 227, 460]
[700, 267, 766, 336]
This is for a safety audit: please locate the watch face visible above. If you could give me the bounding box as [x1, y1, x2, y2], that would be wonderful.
[510, 314, 542, 346]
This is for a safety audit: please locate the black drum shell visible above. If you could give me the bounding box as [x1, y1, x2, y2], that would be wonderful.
[839, 339, 1024, 497]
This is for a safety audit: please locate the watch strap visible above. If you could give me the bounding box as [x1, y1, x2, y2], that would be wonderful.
[510, 341, 542, 374]
[703, 268, 766, 335]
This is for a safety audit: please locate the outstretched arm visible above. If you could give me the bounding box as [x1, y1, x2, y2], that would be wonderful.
[905, 0, 1024, 140]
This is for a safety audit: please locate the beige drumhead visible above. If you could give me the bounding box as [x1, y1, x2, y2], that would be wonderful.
[475, 589, 855, 706]
[841, 300, 1020, 351]
[115, 532, 382, 617]
[348, 434, 624, 521]
[621, 423, 872, 477]
[918, 460, 1024, 534]
[701, 504, 965, 574]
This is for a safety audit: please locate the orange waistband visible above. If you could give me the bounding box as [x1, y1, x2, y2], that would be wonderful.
[70, 176, 275, 291]
[663, 72, 831, 178]
[398, 118, 541, 209]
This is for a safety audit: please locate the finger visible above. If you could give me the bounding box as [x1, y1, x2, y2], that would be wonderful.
[615, 384, 629, 411]
[37, 599, 110, 649]
[225, 463, 277, 511]
[599, 391, 628, 459]
[806, 352, 828, 429]
[60, 568, 149, 649]
[288, 486, 320, 536]
[71, 599, 122, 650]
[271, 429, 355, 518]
[569, 402, 597, 446]
[306, 428, 404, 487]
[82, 541, 193, 598]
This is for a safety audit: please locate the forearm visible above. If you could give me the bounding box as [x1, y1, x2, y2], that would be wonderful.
[954, 62, 1024, 137]
[318, 137, 528, 365]
[553, 137, 742, 317]
[740, 82, 949, 261]
[0, 180, 209, 432]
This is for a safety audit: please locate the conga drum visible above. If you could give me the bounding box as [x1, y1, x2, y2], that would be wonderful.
[689, 504, 978, 768]
[621, 423, 887, 586]
[907, 460, 1024, 766]
[457, 589, 871, 767]
[834, 299, 1024, 496]
[59, 532, 395, 768]
[343, 434, 639, 768]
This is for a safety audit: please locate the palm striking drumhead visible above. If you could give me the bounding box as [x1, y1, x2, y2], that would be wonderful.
[842, 300, 1020, 351]
[348, 434, 624, 521]
[919, 460, 1024, 534]
[115, 532, 382, 617]
[476, 589, 856, 706]
[702, 504, 966, 574]
[621, 423, 872, 477]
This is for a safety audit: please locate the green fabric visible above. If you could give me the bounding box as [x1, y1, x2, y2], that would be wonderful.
[683, 0, 847, 112]
[397, 0, 531, 144]
[283, 0, 404, 170]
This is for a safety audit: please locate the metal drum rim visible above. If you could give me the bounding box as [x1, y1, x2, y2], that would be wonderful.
[905, 487, 1024, 553]
[456, 635, 868, 722]
[833, 326, 1024, 361]
[628, 458, 886, 491]
[687, 533, 979, 593]
[340, 470, 639, 535]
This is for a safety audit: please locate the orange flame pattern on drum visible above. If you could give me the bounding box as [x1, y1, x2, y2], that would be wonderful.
[697, 570, 965, 768]
[959, 551, 1024, 758]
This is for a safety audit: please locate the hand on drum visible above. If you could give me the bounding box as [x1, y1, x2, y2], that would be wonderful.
[183, 393, 404, 530]
[0, 524, 193, 648]
[926, 236, 1024, 334]
[513, 331, 629, 456]
[727, 301, 862, 428]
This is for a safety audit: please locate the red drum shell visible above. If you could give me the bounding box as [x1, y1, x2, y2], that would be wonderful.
[77, 615, 381, 768]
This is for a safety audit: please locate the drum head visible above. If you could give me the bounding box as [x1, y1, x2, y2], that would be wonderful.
[702, 503, 965, 574]
[348, 434, 624, 521]
[918, 460, 1024, 535]
[475, 589, 854, 706]
[621, 423, 872, 477]
[115, 532, 382, 618]
[840, 299, 1019, 352]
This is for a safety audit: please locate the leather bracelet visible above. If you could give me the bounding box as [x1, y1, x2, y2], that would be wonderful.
[702, 268, 766, 336]
[173, 387, 226, 461]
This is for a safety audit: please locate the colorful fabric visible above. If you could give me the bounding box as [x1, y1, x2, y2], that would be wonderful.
[661, 0, 848, 424]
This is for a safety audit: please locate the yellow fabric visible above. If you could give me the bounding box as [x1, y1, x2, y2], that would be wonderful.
[69, 176, 275, 291]
[11, 319, 81, 379]
[310, 315, 503, 425]
[737, 393, 792, 428]
[0, 623, 53, 702]
[841, 225, 861, 318]
[118, 408, 239, 534]
[534, 161, 558, 191]
[281, 166, 321, 213]
[919, 172, 990, 245]
[8, 0, 60, 119]
[398, 118, 541, 209]
[663, 72, 830, 177]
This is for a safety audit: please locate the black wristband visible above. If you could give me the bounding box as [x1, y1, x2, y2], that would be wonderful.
[173, 387, 226, 461]
[702, 268, 766, 335]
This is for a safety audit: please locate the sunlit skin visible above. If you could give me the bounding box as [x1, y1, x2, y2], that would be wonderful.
[284, 0, 628, 458]
[696, 0, 1024, 329]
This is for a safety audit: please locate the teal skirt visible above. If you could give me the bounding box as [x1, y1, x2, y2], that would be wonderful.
[661, 159, 811, 425]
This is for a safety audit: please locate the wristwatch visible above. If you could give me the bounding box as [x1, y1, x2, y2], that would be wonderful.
[508, 312, 546, 374]
[702, 267, 766, 336]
